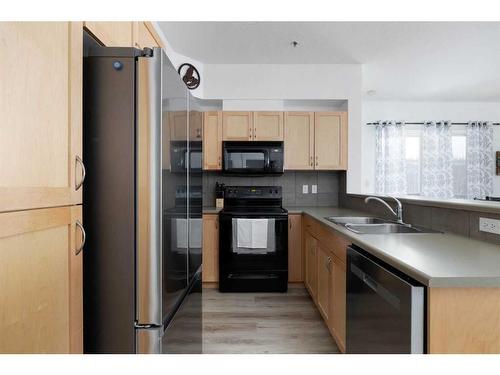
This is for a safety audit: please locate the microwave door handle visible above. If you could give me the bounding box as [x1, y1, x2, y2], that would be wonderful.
[264, 151, 271, 170]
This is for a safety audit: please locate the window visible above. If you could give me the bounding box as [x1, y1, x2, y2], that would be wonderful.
[451, 132, 467, 198]
[400, 127, 467, 197]
[404, 134, 421, 195]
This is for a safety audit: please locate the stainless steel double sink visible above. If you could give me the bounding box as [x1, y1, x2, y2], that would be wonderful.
[324, 216, 437, 234]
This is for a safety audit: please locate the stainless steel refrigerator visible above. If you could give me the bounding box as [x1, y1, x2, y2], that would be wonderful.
[83, 33, 202, 354]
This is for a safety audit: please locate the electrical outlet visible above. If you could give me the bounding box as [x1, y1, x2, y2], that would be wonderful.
[311, 184, 317, 194]
[302, 185, 308, 194]
[479, 217, 500, 235]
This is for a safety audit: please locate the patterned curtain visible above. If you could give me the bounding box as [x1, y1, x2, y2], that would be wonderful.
[466, 121, 494, 199]
[421, 121, 454, 198]
[375, 121, 407, 195]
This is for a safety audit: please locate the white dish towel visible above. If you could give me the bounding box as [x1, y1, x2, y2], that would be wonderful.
[237, 219, 268, 249]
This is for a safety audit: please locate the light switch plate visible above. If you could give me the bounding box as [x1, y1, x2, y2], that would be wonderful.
[311, 185, 317, 194]
[302, 185, 308, 194]
[479, 217, 500, 235]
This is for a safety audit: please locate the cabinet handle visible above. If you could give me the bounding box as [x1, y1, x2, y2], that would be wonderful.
[215, 219, 218, 230]
[196, 128, 201, 138]
[289, 220, 292, 229]
[315, 156, 319, 166]
[75, 155, 86, 191]
[218, 156, 221, 167]
[75, 220, 86, 256]
[310, 156, 313, 166]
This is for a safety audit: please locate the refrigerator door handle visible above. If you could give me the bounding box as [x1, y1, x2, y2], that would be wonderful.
[136, 47, 163, 326]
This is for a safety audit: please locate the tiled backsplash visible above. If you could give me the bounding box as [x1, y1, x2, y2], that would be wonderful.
[203, 171, 341, 207]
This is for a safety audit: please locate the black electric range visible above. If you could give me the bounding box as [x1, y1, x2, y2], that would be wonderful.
[219, 186, 288, 292]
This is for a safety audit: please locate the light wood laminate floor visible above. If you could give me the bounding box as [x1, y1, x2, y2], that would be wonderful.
[202, 285, 340, 354]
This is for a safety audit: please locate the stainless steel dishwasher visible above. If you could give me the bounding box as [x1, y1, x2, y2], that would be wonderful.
[346, 245, 425, 353]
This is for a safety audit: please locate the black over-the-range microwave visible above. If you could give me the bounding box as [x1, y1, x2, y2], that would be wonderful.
[222, 141, 284, 175]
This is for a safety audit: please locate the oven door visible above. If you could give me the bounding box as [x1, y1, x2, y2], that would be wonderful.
[218, 212, 288, 292]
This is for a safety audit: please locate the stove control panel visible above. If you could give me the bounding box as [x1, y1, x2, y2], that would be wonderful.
[224, 186, 282, 199]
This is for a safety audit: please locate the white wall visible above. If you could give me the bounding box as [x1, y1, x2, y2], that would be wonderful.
[203, 64, 363, 192]
[362, 100, 500, 195]
[151, 22, 205, 98]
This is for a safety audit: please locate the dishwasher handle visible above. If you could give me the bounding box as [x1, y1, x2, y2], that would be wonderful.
[363, 273, 378, 292]
[350, 262, 401, 310]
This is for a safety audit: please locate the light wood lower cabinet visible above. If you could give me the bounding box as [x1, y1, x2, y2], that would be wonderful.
[303, 214, 347, 353]
[84, 21, 133, 47]
[316, 244, 331, 321]
[428, 287, 500, 353]
[0, 206, 84, 353]
[329, 253, 346, 352]
[288, 214, 303, 282]
[202, 214, 219, 283]
[304, 231, 318, 298]
[0, 22, 83, 212]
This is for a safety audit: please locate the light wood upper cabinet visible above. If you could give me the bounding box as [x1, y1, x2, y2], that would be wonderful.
[314, 112, 348, 170]
[169, 111, 188, 141]
[133, 22, 160, 49]
[0, 206, 84, 353]
[283, 111, 347, 171]
[222, 111, 253, 141]
[304, 231, 318, 299]
[84, 21, 133, 47]
[288, 214, 303, 282]
[317, 244, 332, 321]
[203, 111, 223, 170]
[0, 22, 83, 213]
[202, 214, 219, 283]
[284, 112, 315, 170]
[253, 111, 284, 141]
[189, 111, 203, 141]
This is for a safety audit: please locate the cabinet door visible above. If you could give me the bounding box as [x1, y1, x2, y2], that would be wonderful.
[84, 21, 133, 47]
[314, 112, 348, 170]
[169, 111, 188, 141]
[133, 22, 160, 49]
[304, 231, 318, 299]
[284, 112, 314, 170]
[329, 254, 346, 352]
[189, 111, 203, 141]
[253, 111, 284, 141]
[317, 245, 331, 321]
[202, 214, 219, 283]
[0, 206, 84, 353]
[222, 111, 253, 141]
[203, 112, 222, 170]
[0, 22, 83, 213]
[288, 214, 303, 282]
[69, 206, 84, 354]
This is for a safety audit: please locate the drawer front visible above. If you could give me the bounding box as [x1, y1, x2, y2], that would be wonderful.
[304, 215, 349, 264]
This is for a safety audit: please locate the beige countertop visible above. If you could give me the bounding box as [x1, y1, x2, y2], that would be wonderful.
[290, 206, 500, 288]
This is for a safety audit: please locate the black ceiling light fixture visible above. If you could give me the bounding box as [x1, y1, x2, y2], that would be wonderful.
[291, 41, 299, 47]
[177, 63, 200, 90]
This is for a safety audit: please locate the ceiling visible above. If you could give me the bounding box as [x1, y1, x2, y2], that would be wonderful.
[158, 22, 500, 101]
